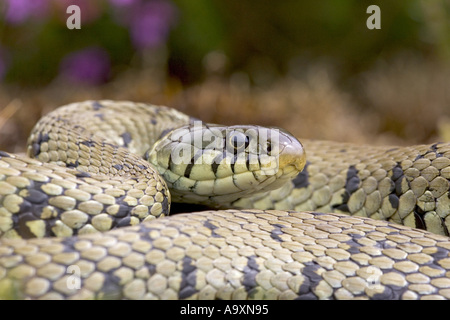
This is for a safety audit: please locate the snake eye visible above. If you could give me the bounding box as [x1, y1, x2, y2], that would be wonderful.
[228, 131, 249, 151]
[266, 141, 272, 153]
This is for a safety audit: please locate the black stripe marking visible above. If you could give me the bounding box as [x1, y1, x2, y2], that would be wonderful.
[211, 152, 226, 176]
[292, 161, 310, 189]
[184, 162, 194, 178]
[184, 149, 204, 178]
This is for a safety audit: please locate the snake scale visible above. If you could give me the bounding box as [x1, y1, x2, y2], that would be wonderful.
[1, 100, 450, 300]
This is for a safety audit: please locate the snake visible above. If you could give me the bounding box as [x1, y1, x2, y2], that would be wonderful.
[1, 100, 450, 300]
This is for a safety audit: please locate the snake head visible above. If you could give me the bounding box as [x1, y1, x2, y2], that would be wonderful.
[145, 122, 305, 207]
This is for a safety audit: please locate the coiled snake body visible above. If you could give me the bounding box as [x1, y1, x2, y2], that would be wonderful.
[1, 100, 450, 300]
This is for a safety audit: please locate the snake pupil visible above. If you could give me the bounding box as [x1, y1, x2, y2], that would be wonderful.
[266, 142, 272, 154]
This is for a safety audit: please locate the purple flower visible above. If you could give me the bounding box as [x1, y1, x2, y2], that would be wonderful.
[129, 0, 177, 49]
[59, 47, 111, 85]
[4, 0, 50, 24]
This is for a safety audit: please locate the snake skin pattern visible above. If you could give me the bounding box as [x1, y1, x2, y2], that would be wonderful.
[234, 140, 450, 236]
[1, 100, 450, 300]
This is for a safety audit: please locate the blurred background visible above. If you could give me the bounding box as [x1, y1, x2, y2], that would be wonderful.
[1, 0, 450, 154]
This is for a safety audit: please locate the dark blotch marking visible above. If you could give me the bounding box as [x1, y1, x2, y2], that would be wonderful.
[18, 199, 32, 214]
[394, 176, 408, 196]
[115, 204, 132, 218]
[123, 163, 132, 169]
[292, 161, 310, 189]
[60, 237, 78, 252]
[24, 189, 47, 204]
[113, 164, 123, 171]
[0, 151, 11, 158]
[430, 247, 449, 260]
[150, 118, 157, 125]
[242, 256, 259, 293]
[161, 196, 170, 215]
[296, 262, 322, 300]
[204, 220, 221, 238]
[415, 142, 444, 160]
[80, 140, 96, 147]
[94, 113, 104, 120]
[117, 217, 131, 227]
[388, 194, 399, 209]
[120, 132, 132, 148]
[343, 233, 363, 254]
[31, 133, 50, 157]
[391, 164, 409, 196]
[16, 212, 41, 239]
[39, 133, 50, 143]
[430, 143, 444, 158]
[345, 165, 360, 194]
[331, 165, 360, 213]
[98, 274, 123, 300]
[270, 223, 284, 242]
[371, 285, 405, 300]
[75, 171, 91, 178]
[143, 149, 151, 161]
[391, 164, 404, 181]
[66, 160, 79, 169]
[179, 257, 198, 299]
[92, 101, 104, 110]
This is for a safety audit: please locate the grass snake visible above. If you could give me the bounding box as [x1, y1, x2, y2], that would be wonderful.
[1, 100, 450, 300]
